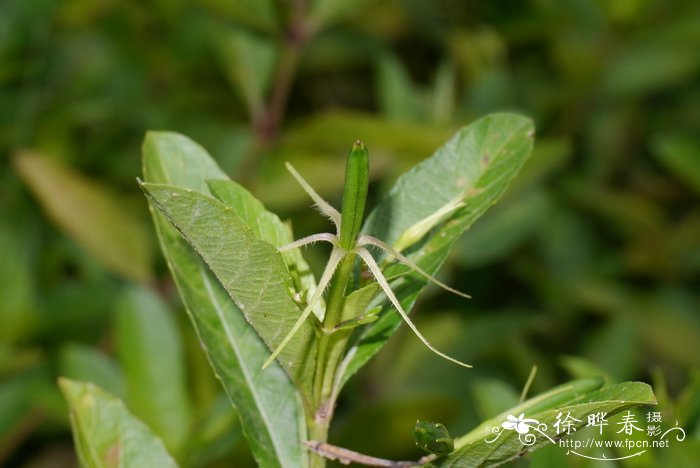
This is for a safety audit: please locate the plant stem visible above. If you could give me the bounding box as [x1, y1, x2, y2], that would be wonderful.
[309, 253, 357, 467]
[239, 0, 314, 182]
[254, 0, 312, 145]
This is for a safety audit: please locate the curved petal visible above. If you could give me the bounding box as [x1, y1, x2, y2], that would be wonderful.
[516, 422, 530, 434]
[502, 421, 517, 430]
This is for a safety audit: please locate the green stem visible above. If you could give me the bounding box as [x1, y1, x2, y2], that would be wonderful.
[309, 253, 356, 467]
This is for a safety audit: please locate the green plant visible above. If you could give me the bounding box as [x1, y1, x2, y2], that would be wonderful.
[62, 114, 653, 466]
[60, 113, 655, 467]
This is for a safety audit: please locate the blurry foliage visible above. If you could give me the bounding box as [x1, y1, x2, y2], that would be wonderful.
[1, 0, 699, 466]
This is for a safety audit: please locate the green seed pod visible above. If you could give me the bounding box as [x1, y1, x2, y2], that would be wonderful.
[413, 420, 454, 456]
[338, 141, 369, 250]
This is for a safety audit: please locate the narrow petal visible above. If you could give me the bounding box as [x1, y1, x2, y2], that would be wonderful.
[358, 235, 471, 299]
[286, 163, 341, 231]
[278, 233, 337, 252]
[355, 247, 472, 369]
[262, 246, 345, 369]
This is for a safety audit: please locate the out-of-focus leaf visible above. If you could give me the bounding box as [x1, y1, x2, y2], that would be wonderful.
[310, 0, 374, 29]
[59, 379, 178, 468]
[183, 396, 242, 468]
[508, 137, 571, 193]
[115, 286, 191, 452]
[12, 151, 152, 282]
[651, 134, 700, 195]
[333, 396, 461, 461]
[376, 53, 424, 122]
[215, 27, 277, 119]
[436, 380, 655, 466]
[277, 111, 450, 156]
[201, 0, 278, 32]
[340, 113, 535, 386]
[471, 380, 520, 421]
[0, 218, 35, 343]
[253, 111, 452, 210]
[0, 369, 47, 446]
[601, 42, 700, 97]
[58, 344, 124, 399]
[456, 190, 551, 268]
[431, 60, 457, 125]
[142, 132, 308, 467]
[559, 356, 609, 382]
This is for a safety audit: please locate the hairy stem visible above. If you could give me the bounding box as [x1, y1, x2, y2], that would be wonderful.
[309, 253, 357, 467]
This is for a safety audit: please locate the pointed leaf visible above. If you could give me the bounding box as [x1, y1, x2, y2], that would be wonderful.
[59, 379, 178, 468]
[115, 286, 191, 452]
[58, 345, 125, 399]
[341, 113, 535, 386]
[13, 151, 152, 282]
[141, 183, 316, 392]
[435, 381, 656, 467]
[215, 27, 277, 118]
[142, 132, 308, 467]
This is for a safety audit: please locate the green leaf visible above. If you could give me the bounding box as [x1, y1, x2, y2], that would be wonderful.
[0, 217, 35, 343]
[341, 283, 380, 323]
[142, 132, 308, 468]
[651, 134, 700, 195]
[59, 379, 178, 468]
[115, 286, 191, 453]
[215, 26, 277, 118]
[340, 113, 535, 386]
[58, 344, 125, 399]
[455, 190, 551, 268]
[434, 381, 656, 467]
[141, 183, 317, 394]
[414, 420, 454, 455]
[12, 151, 153, 282]
[310, 0, 374, 29]
[207, 179, 323, 320]
[376, 53, 425, 122]
[205, 0, 278, 32]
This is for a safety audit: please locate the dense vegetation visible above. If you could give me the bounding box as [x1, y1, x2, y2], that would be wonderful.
[2, 0, 699, 466]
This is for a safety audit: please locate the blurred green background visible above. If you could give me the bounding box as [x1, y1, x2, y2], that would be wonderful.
[2, 0, 699, 466]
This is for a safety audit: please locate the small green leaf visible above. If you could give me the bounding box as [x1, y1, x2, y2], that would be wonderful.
[115, 286, 191, 453]
[13, 151, 152, 282]
[433, 380, 656, 467]
[59, 379, 178, 468]
[334, 306, 381, 331]
[651, 134, 700, 195]
[215, 26, 277, 119]
[414, 420, 454, 455]
[142, 132, 309, 467]
[58, 344, 125, 399]
[376, 53, 425, 122]
[341, 283, 380, 323]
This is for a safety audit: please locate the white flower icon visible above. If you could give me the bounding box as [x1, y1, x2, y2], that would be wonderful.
[502, 414, 539, 434]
